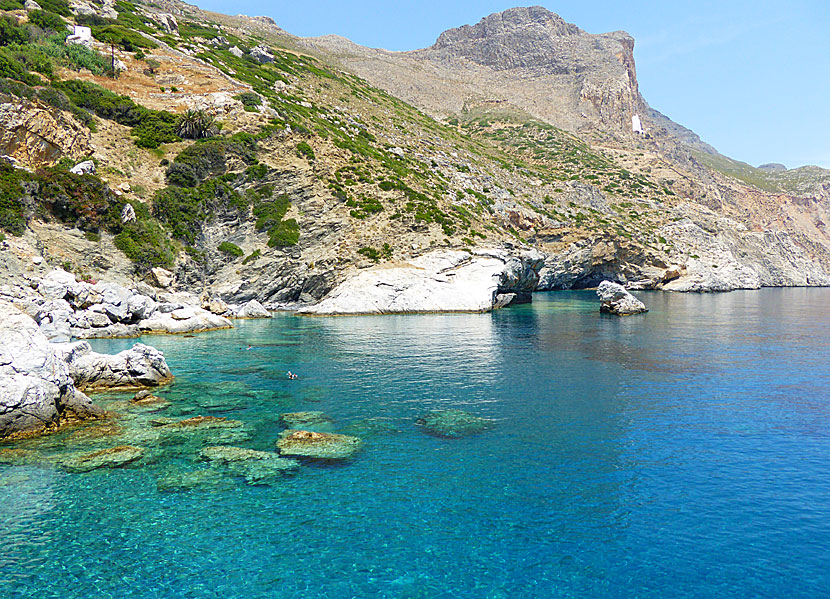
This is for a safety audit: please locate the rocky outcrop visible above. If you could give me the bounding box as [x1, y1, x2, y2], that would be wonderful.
[0, 97, 91, 169]
[276, 430, 362, 460]
[299, 248, 543, 315]
[596, 281, 647, 315]
[234, 299, 271, 318]
[0, 301, 101, 438]
[415, 410, 495, 438]
[60, 445, 144, 473]
[0, 269, 232, 340]
[53, 341, 173, 391]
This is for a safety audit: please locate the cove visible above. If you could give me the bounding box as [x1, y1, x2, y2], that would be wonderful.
[1, 289, 829, 598]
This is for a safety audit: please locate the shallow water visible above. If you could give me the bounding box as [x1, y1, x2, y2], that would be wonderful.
[2, 289, 829, 598]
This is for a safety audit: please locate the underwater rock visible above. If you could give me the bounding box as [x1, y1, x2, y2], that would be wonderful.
[279, 411, 332, 429]
[200, 445, 300, 484]
[341, 417, 404, 437]
[156, 415, 249, 446]
[60, 445, 144, 473]
[415, 410, 495, 438]
[596, 280, 648, 316]
[130, 390, 170, 407]
[156, 467, 233, 493]
[276, 430, 362, 460]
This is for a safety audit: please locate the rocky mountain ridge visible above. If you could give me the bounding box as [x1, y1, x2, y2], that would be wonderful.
[0, 0, 827, 310]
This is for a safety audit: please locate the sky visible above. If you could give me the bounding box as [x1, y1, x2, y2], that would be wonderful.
[198, 0, 830, 169]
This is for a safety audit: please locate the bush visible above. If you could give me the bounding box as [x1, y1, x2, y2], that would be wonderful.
[0, 16, 29, 47]
[177, 109, 217, 139]
[253, 194, 299, 247]
[114, 218, 175, 268]
[217, 241, 243, 257]
[92, 25, 157, 51]
[166, 136, 257, 186]
[55, 79, 179, 147]
[358, 246, 381, 262]
[235, 91, 261, 111]
[152, 179, 243, 244]
[27, 10, 65, 32]
[242, 249, 261, 264]
[296, 141, 315, 161]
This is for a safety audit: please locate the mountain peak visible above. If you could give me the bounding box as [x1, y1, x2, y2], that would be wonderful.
[434, 6, 582, 49]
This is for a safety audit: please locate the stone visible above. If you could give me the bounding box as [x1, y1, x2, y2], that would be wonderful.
[138, 311, 232, 334]
[60, 445, 144, 473]
[0, 301, 101, 438]
[205, 297, 229, 314]
[299, 249, 543, 315]
[250, 45, 274, 63]
[156, 467, 231, 493]
[200, 446, 299, 484]
[53, 341, 173, 391]
[415, 409, 495, 438]
[24, 0, 41, 10]
[171, 307, 197, 320]
[229, 46, 243, 58]
[151, 267, 175, 288]
[157, 14, 178, 34]
[596, 280, 647, 315]
[69, 160, 95, 175]
[235, 299, 271, 318]
[121, 203, 136, 223]
[127, 294, 157, 320]
[276, 430, 362, 460]
[279, 411, 332, 429]
[38, 268, 75, 300]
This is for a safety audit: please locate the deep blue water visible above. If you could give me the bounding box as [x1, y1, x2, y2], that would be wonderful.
[1, 289, 829, 598]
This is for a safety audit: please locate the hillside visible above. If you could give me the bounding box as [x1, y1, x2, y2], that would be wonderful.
[0, 0, 828, 308]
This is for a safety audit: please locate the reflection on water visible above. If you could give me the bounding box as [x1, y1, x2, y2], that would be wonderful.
[0, 289, 828, 598]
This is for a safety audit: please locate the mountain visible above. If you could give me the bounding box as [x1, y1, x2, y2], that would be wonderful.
[0, 0, 828, 312]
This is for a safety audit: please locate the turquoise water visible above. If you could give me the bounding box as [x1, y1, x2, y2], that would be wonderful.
[1, 289, 829, 598]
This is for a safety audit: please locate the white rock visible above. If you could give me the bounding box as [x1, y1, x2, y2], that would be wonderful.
[151, 267, 175, 288]
[300, 249, 543, 315]
[596, 281, 647, 315]
[69, 160, 95, 175]
[53, 341, 172, 391]
[229, 46, 243, 58]
[0, 301, 101, 438]
[138, 311, 232, 334]
[24, 0, 41, 11]
[235, 299, 271, 318]
[250, 45, 274, 63]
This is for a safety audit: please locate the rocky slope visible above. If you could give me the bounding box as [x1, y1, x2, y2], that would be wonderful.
[0, 0, 826, 310]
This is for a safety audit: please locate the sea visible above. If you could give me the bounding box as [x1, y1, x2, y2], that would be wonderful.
[1, 289, 828, 598]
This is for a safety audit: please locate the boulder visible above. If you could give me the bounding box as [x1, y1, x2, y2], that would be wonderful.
[60, 445, 144, 473]
[250, 45, 274, 63]
[151, 267, 175, 288]
[276, 430, 362, 460]
[0, 301, 101, 438]
[121, 203, 136, 223]
[415, 410, 495, 438]
[127, 294, 157, 320]
[53, 341, 173, 391]
[235, 299, 271, 318]
[200, 445, 299, 484]
[69, 160, 95, 175]
[24, 0, 41, 10]
[157, 13, 178, 34]
[279, 411, 331, 429]
[596, 280, 647, 315]
[138, 310, 232, 334]
[299, 249, 543, 315]
[38, 268, 75, 300]
[205, 297, 229, 315]
[229, 46, 243, 58]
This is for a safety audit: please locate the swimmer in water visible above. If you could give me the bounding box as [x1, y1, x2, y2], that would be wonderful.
[287, 371, 298, 380]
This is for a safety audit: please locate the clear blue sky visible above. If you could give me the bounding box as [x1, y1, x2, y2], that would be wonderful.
[200, 0, 829, 169]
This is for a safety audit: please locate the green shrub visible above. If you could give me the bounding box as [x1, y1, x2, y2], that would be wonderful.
[92, 25, 156, 51]
[153, 179, 243, 244]
[27, 10, 65, 32]
[358, 246, 381, 262]
[114, 218, 174, 268]
[296, 141, 315, 161]
[37, 0, 71, 17]
[235, 91, 261, 111]
[177, 109, 217, 139]
[166, 136, 257, 186]
[217, 241, 243, 257]
[253, 194, 299, 247]
[242, 248, 261, 264]
[84, 230, 100, 242]
[55, 79, 179, 147]
[0, 16, 29, 47]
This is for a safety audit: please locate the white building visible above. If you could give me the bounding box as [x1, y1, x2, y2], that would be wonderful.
[65, 25, 92, 47]
[632, 114, 645, 135]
